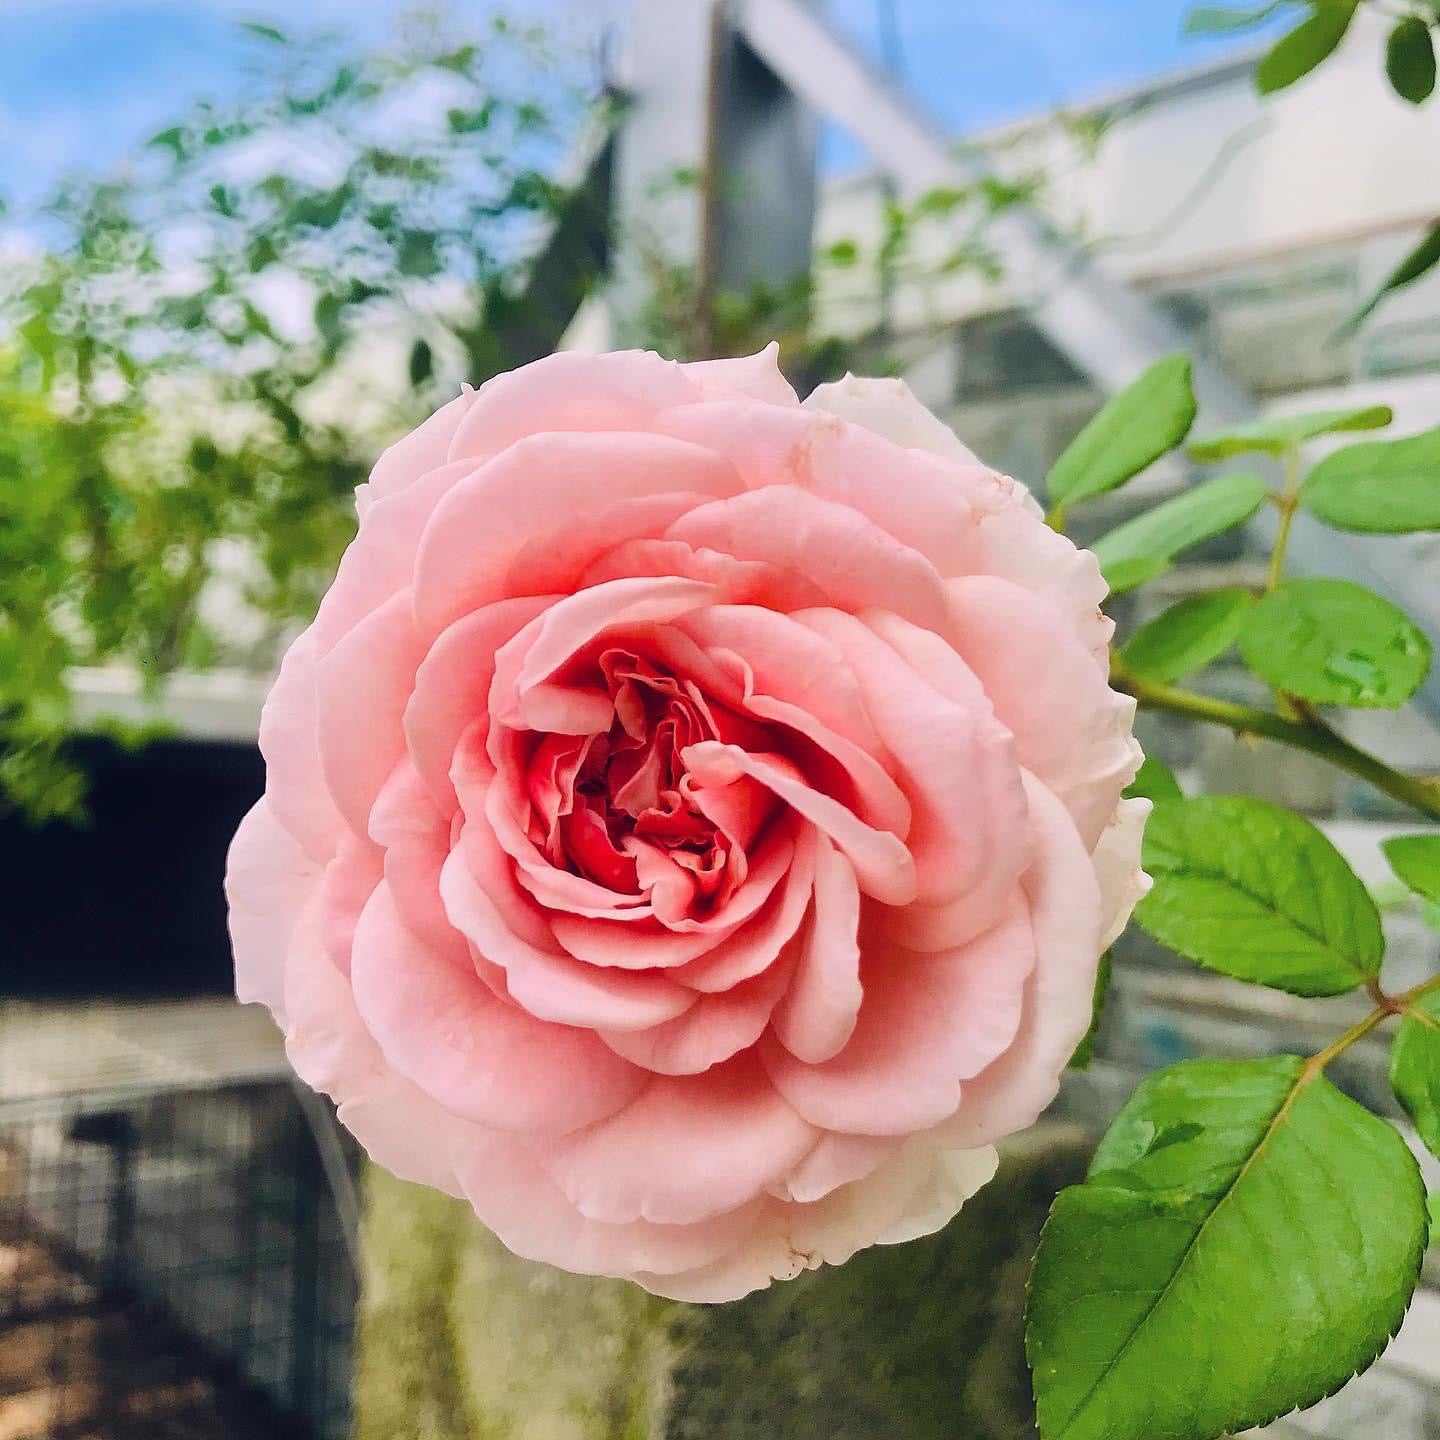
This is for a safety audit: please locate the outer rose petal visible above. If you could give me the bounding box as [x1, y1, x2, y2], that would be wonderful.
[226, 797, 317, 1025]
[281, 891, 466, 1197]
[358, 389, 475, 515]
[939, 775, 1105, 1149]
[633, 1137, 997, 1303]
[530, 1053, 816, 1226]
[1093, 795, 1153, 949]
[804, 373, 983, 466]
[256, 631, 342, 862]
[444, 349, 703, 465]
[450, 1133, 763, 1280]
[349, 882, 645, 1135]
[947, 575, 1141, 847]
[682, 343, 799, 406]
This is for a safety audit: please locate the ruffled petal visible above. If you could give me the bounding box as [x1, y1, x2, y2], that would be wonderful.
[226, 797, 319, 1025]
[441, 823, 696, 1032]
[682, 343, 799, 406]
[763, 894, 1036, 1136]
[445, 349, 703, 464]
[413, 431, 739, 634]
[1093, 795, 1152, 949]
[804, 374, 982, 465]
[529, 1053, 815, 1226]
[256, 630, 342, 863]
[948, 575, 1141, 848]
[939, 773, 1105, 1149]
[359, 389, 476, 514]
[350, 881, 646, 1134]
[768, 835, 862, 1065]
[683, 742, 915, 906]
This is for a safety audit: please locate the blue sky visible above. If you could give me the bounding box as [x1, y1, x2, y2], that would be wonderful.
[0, 0, 1272, 207]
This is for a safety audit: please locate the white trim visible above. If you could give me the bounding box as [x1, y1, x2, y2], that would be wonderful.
[69, 666, 267, 744]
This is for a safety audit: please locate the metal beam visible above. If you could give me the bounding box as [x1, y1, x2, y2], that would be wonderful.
[735, 0, 1440, 714]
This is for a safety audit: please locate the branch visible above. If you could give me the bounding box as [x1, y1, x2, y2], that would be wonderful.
[1113, 666, 1440, 822]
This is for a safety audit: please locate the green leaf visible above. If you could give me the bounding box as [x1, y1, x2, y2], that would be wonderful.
[1239, 578, 1432, 708]
[1383, 834, 1440, 904]
[1188, 404, 1392, 461]
[1301, 426, 1440, 533]
[1068, 950, 1113, 1071]
[1137, 794, 1383, 995]
[1099, 554, 1172, 594]
[1344, 223, 1440, 332]
[1387, 16, 1437, 104]
[1092, 472, 1268, 593]
[408, 338, 433, 388]
[1392, 992, 1440, 1160]
[1430, 1192, 1440, 1240]
[1120, 588, 1255, 683]
[1256, 2, 1358, 94]
[397, 230, 442, 278]
[1029, 1055, 1428, 1440]
[147, 126, 187, 158]
[1124, 754, 1183, 804]
[287, 186, 349, 229]
[1045, 355, 1197, 507]
[1184, 1, 1287, 34]
[239, 20, 288, 43]
[314, 292, 344, 349]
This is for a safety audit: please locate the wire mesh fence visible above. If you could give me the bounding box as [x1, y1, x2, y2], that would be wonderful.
[0, 1003, 357, 1440]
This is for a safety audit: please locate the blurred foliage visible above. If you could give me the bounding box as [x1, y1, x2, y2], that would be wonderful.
[0, 10, 595, 821]
[1187, 0, 1440, 326]
[625, 125, 1101, 390]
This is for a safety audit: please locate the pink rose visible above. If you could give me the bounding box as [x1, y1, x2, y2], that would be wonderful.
[226, 346, 1147, 1302]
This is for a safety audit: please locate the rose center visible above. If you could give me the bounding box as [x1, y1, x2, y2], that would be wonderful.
[524, 649, 730, 899]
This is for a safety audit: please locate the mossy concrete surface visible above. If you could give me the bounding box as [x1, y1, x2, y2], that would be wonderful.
[353, 1130, 1090, 1440]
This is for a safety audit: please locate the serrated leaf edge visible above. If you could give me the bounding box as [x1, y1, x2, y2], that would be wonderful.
[1027, 1065, 1430, 1440]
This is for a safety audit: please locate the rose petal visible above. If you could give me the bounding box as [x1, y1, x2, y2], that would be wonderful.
[441, 824, 696, 1032]
[804, 374, 983, 466]
[763, 893, 1036, 1136]
[315, 589, 427, 836]
[768, 835, 863, 1065]
[226, 797, 319, 1024]
[282, 890, 466, 1196]
[803, 608, 1028, 932]
[404, 595, 555, 812]
[598, 957, 793, 1076]
[449, 1131, 762, 1280]
[445, 349, 703, 464]
[360, 388, 476, 514]
[530, 1053, 815, 1225]
[938, 773, 1105, 1148]
[668, 487, 952, 635]
[256, 631, 342, 863]
[948, 575, 1141, 848]
[683, 742, 916, 906]
[413, 431, 739, 634]
[1093, 795, 1152, 949]
[682, 343, 799, 406]
[350, 881, 646, 1134]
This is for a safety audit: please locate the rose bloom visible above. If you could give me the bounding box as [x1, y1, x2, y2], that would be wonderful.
[226, 346, 1147, 1302]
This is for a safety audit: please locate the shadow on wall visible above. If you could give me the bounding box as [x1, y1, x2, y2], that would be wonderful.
[0, 738, 263, 998]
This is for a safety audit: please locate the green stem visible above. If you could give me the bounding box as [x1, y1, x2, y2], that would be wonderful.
[1307, 971, 1440, 1075]
[1265, 445, 1301, 594]
[1114, 665, 1440, 821]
